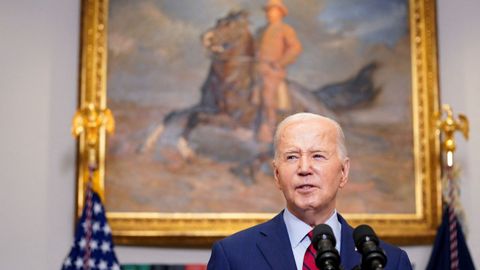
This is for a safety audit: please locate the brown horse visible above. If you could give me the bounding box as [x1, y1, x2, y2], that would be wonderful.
[144, 11, 260, 168]
[199, 10, 256, 125]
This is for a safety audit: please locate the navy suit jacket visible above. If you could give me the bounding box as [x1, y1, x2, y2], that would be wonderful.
[207, 211, 412, 270]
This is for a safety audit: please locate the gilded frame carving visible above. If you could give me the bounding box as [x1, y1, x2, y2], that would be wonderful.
[76, 0, 441, 246]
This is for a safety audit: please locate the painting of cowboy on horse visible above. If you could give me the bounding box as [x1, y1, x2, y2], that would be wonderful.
[105, 0, 414, 215]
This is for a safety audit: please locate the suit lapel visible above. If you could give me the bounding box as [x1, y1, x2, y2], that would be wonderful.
[338, 214, 361, 270]
[256, 212, 297, 270]
[254, 212, 361, 269]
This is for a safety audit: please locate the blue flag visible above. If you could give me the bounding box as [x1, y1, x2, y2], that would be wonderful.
[426, 206, 475, 269]
[61, 185, 120, 270]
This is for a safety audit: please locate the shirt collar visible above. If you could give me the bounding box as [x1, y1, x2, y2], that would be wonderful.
[283, 208, 312, 248]
[283, 208, 342, 251]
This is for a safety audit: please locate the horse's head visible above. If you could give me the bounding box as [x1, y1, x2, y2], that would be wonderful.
[202, 10, 252, 60]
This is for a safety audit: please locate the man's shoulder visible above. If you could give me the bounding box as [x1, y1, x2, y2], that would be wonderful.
[379, 239, 406, 254]
[337, 213, 412, 269]
[208, 212, 295, 269]
[378, 240, 412, 269]
[216, 214, 278, 247]
[379, 239, 410, 259]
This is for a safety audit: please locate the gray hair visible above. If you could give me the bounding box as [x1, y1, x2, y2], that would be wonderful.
[273, 112, 348, 160]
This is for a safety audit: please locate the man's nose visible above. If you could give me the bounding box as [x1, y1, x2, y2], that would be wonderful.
[298, 156, 312, 176]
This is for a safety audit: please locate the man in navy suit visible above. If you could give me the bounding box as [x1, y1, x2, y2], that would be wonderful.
[207, 112, 412, 270]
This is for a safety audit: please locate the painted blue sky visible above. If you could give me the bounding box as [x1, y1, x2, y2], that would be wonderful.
[151, 0, 409, 48]
[319, 0, 408, 48]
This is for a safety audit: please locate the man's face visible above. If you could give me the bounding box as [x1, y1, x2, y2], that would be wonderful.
[266, 6, 283, 24]
[272, 119, 349, 218]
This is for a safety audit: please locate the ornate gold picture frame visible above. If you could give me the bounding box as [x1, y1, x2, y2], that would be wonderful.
[75, 0, 441, 246]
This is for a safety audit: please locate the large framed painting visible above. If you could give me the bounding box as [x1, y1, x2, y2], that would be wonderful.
[75, 0, 441, 246]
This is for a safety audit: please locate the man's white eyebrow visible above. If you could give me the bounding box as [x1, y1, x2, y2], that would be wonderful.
[310, 149, 327, 153]
[282, 149, 300, 155]
[282, 149, 326, 154]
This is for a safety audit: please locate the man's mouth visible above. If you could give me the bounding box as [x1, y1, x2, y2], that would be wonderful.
[296, 184, 316, 191]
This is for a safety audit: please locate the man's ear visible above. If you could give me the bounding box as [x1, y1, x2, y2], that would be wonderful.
[339, 158, 350, 188]
[272, 159, 281, 189]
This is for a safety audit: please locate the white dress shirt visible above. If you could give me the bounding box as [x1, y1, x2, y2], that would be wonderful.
[283, 208, 342, 270]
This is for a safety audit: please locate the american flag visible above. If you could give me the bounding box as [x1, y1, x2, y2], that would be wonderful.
[426, 166, 475, 269]
[61, 183, 120, 270]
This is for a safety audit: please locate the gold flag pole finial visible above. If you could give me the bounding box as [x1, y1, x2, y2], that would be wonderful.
[436, 106, 470, 241]
[436, 104, 469, 167]
[72, 103, 115, 199]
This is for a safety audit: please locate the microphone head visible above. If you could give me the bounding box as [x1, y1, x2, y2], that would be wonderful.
[353, 224, 379, 249]
[312, 224, 336, 247]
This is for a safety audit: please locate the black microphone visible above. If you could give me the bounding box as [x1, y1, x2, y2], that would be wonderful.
[353, 224, 387, 270]
[312, 224, 341, 270]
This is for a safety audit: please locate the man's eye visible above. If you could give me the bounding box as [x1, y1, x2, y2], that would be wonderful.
[313, 154, 325, 159]
[286, 155, 298, 160]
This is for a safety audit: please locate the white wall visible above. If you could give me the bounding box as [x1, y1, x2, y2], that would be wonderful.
[436, 0, 480, 266]
[0, 0, 78, 268]
[0, 0, 478, 269]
